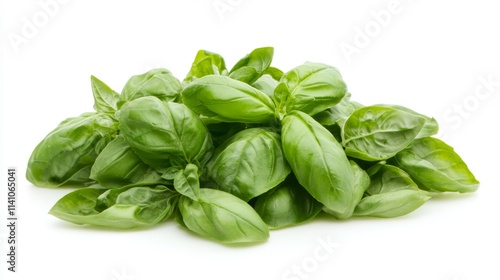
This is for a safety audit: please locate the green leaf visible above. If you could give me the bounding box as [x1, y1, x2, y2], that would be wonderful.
[205, 122, 246, 148]
[263, 66, 284, 81]
[26, 112, 118, 188]
[173, 163, 200, 201]
[354, 164, 431, 218]
[323, 160, 370, 219]
[178, 188, 269, 243]
[342, 105, 426, 161]
[184, 50, 227, 83]
[229, 47, 274, 84]
[381, 104, 439, 138]
[181, 75, 276, 123]
[276, 62, 347, 116]
[118, 68, 181, 108]
[205, 128, 291, 201]
[393, 137, 479, 193]
[281, 110, 356, 219]
[91, 76, 120, 113]
[49, 185, 179, 228]
[119, 96, 213, 172]
[252, 74, 279, 97]
[254, 175, 322, 229]
[314, 93, 363, 127]
[90, 136, 164, 188]
[273, 82, 292, 120]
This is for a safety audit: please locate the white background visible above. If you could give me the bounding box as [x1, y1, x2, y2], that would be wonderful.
[1, 1, 500, 280]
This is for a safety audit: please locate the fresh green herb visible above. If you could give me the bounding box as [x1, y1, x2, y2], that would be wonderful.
[26, 46, 479, 244]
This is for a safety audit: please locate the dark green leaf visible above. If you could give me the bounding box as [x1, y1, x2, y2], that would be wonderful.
[254, 175, 322, 229]
[26, 113, 118, 188]
[205, 122, 246, 148]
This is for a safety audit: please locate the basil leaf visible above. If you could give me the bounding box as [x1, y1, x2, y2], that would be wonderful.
[205, 128, 291, 201]
[275, 62, 347, 116]
[254, 175, 322, 229]
[205, 122, 246, 148]
[118, 68, 181, 108]
[173, 163, 200, 201]
[393, 137, 479, 193]
[273, 82, 292, 120]
[49, 185, 179, 228]
[119, 96, 213, 172]
[178, 188, 269, 243]
[314, 93, 363, 127]
[184, 49, 227, 83]
[252, 74, 278, 97]
[281, 110, 356, 219]
[91, 75, 120, 113]
[26, 112, 118, 188]
[381, 104, 439, 138]
[342, 105, 426, 161]
[90, 136, 164, 188]
[323, 160, 370, 219]
[229, 46, 274, 84]
[264, 66, 284, 81]
[181, 75, 276, 123]
[354, 164, 431, 218]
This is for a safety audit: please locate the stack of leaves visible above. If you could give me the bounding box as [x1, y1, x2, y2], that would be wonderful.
[26, 47, 479, 244]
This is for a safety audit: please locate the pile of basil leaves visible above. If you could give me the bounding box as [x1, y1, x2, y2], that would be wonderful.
[26, 47, 479, 244]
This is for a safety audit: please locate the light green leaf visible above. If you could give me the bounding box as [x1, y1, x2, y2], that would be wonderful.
[90, 136, 164, 188]
[173, 163, 200, 201]
[118, 68, 181, 108]
[184, 50, 227, 83]
[342, 105, 426, 161]
[281, 110, 356, 219]
[393, 137, 479, 193]
[49, 185, 179, 228]
[229, 47, 274, 84]
[277, 62, 347, 116]
[178, 188, 269, 243]
[205, 128, 290, 201]
[91, 75, 120, 113]
[354, 164, 431, 218]
[119, 97, 213, 172]
[181, 75, 276, 123]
